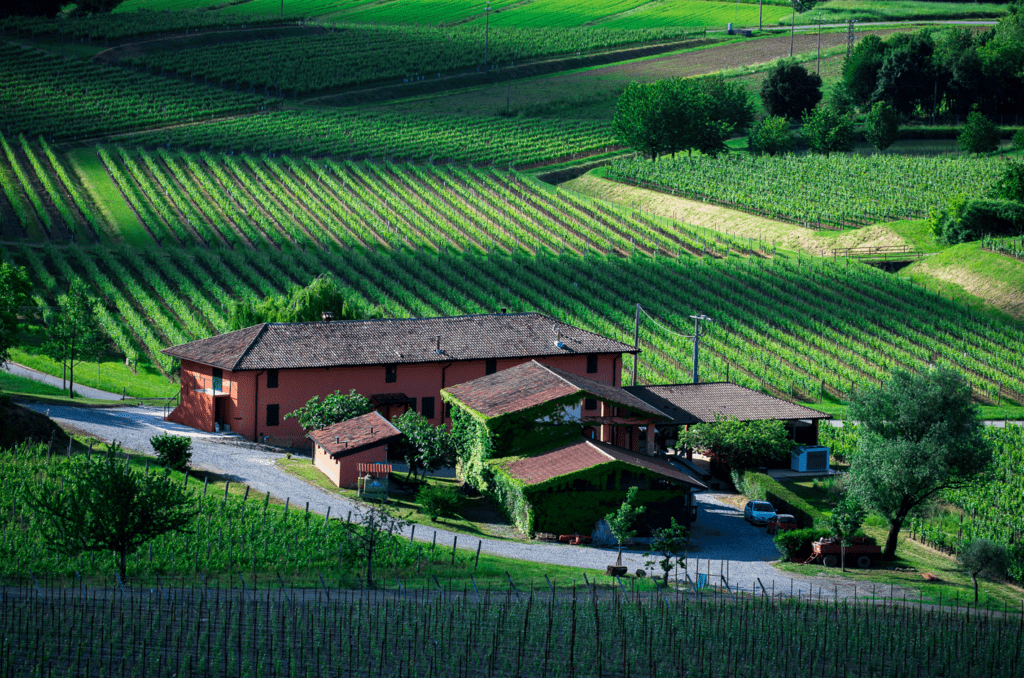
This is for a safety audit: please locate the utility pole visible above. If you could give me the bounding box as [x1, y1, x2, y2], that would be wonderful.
[688, 315, 713, 384]
[632, 303, 641, 386]
[759, 0, 763, 31]
[790, 1, 796, 57]
[816, 13, 822, 75]
[484, 1, 491, 71]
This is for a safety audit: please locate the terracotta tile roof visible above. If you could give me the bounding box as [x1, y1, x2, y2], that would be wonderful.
[503, 438, 705, 489]
[443, 360, 668, 420]
[623, 382, 829, 425]
[162, 313, 637, 371]
[307, 411, 402, 458]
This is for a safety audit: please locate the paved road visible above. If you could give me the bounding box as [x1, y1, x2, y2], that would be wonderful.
[4, 363, 123, 400]
[28, 403, 839, 596]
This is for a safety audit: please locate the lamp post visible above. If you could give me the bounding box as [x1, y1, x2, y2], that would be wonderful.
[484, 1, 491, 70]
[688, 315, 713, 384]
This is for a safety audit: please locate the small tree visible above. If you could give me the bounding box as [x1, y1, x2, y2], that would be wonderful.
[959, 110, 1000, 155]
[150, 433, 193, 472]
[41, 279, 106, 399]
[802, 106, 855, 156]
[0, 262, 32, 370]
[416, 483, 464, 522]
[826, 497, 866, 572]
[393, 410, 456, 480]
[864, 101, 900, 152]
[605, 486, 646, 566]
[991, 159, 1024, 203]
[957, 538, 1008, 605]
[284, 389, 372, 431]
[683, 416, 793, 474]
[644, 517, 689, 586]
[760, 59, 823, 120]
[339, 501, 408, 588]
[22, 445, 196, 578]
[748, 116, 794, 156]
[1013, 128, 1024, 151]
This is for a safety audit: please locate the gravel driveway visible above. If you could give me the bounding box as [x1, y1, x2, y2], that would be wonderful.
[26, 403, 838, 596]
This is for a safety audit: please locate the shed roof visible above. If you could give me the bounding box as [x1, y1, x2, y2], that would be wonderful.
[162, 313, 636, 372]
[443, 360, 668, 420]
[307, 411, 402, 458]
[502, 439, 705, 489]
[623, 382, 829, 425]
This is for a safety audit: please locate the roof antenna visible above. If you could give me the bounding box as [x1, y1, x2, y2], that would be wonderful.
[553, 323, 564, 349]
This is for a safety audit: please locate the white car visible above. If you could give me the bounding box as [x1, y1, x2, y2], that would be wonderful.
[743, 500, 777, 526]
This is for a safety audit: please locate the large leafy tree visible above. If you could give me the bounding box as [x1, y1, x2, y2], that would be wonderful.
[41, 279, 106, 399]
[23, 447, 196, 578]
[871, 32, 937, 117]
[801, 106, 854, 156]
[959, 110, 1000, 154]
[0, 262, 32, 370]
[847, 366, 992, 560]
[614, 81, 669, 161]
[392, 410, 456, 480]
[229, 274, 385, 330]
[841, 34, 888, 108]
[760, 60, 822, 120]
[284, 389, 373, 431]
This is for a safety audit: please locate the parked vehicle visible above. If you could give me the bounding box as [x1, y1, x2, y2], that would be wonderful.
[766, 513, 798, 535]
[806, 538, 881, 568]
[743, 500, 777, 525]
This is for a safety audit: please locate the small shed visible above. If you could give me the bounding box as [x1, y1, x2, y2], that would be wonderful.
[308, 411, 402, 488]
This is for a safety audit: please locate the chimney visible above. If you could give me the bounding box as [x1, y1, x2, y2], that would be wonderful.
[322, 310, 334, 322]
[370, 425, 374, 435]
[334, 436, 339, 444]
[435, 334, 442, 355]
[500, 307, 507, 314]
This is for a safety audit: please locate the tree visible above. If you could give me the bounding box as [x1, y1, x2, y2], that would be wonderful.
[826, 497, 866, 572]
[957, 538, 1009, 605]
[614, 81, 669, 160]
[748, 116, 794, 156]
[863, 101, 899, 152]
[71, 0, 127, 13]
[683, 416, 792, 473]
[846, 366, 992, 560]
[644, 517, 689, 586]
[1, 0, 67, 18]
[992, 160, 1024, 203]
[41, 279, 106, 399]
[150, 433, 193, 472]
[392, 409, 456, 480]
[959, 110, 1000, 154]
[801, 106, 855, 156]
[339, 501, 408, 588]
[696, 75, 755, 139]
[760, 60, 822, 120]
[284, 389, 372, 431]
[1014, 128, 1024, 152]
[0, 262, 32, 370]
[871, 32, 936, 117]
[22, 445, 196, 578]
[841, 34, 888, 108]
[605, 486, 646, 566]
[228, 274, 384, 330]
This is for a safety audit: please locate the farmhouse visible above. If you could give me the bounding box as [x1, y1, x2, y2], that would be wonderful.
[161, 313, 637, 446]
[442, 360, 706, 535]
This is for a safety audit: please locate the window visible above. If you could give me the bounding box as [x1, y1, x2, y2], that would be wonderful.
[485, 358, 497, 375]
[211, 368, 223, 392]
[444, 402, 452, 419]
[584, 397, 597, 411]
[408, 397, 417, 413]
[587, 354, 599, 374]
[385, 365, 397, 383]
[422, 396, 435, 419]
[267, 369, 279, 389]
[266, 404, 280, 427]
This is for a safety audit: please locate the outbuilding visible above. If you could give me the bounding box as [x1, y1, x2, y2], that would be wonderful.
[308, 411, 402, 488]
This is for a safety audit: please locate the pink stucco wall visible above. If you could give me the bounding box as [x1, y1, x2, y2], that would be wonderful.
[312, 443, 388, 488]
[167, 353, 624, 446]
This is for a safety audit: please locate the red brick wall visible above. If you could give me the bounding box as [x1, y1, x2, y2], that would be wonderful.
[313, 443, 388, 488]
[167, 353, 622, 445]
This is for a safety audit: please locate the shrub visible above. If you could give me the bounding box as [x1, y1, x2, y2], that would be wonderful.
[1014, 128, 1024, 151]
[150, 434, 192, 472]
[416, 483, 464, 522]
[959, 110, 1000, 155]
[774, 527, 831, 560]
[748, 115, 793, 156]
[738, 471, 771, 501]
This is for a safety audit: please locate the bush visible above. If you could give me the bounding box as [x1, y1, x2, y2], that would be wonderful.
[1014, 128, 1024, 151]
[150, 434, 192, 472]
[936, 197, 1024, 244]
[959, 110, 1000, 154]
[416, 483, 464, 523]
[774, 527, 831, 560]
[748, 115, 793, 156]
[802, 106, 855, 156]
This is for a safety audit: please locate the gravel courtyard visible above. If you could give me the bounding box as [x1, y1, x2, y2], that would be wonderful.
[27, 402, 840, 596]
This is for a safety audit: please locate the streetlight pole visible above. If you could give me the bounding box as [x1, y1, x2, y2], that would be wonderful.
[484, 1, 491, 71]
[689, 315, 713, 384]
